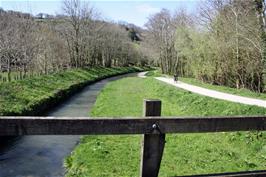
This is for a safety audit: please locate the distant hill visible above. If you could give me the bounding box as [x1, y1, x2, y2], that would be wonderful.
[119, 22, 144, 42]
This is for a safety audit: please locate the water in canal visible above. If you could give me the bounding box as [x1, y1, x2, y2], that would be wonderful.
[0, 73, 136, 177]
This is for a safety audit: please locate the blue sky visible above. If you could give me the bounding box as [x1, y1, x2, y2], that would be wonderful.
[0, 0, 200, 27]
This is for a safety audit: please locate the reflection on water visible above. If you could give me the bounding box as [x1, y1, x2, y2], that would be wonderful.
[0, 73, 136, 177]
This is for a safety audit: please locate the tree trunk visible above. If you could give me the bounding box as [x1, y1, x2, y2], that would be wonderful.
[255, 0, 266, 92]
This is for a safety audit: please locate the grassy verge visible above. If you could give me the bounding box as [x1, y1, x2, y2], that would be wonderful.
[145, 70, 266, 100]
[145, 69, 164, 77]
[0, 67, 145, 116]
[65, 77, 266, 177]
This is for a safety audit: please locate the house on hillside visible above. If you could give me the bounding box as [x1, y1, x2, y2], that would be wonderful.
[36, 13, 53, 19]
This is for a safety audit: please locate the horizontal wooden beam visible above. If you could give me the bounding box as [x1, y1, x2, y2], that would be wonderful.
[179, 170, 266, 177]
[0, 116, 266, 135]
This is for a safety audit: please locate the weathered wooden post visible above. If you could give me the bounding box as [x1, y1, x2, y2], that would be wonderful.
[140, 99, 165, 177]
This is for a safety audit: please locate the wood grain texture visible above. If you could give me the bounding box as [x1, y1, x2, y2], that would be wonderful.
[141, 99, 165, 177]
[0, 116, 266, 135]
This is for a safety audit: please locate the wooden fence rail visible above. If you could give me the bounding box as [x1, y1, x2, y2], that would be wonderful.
[181, 170, 266, 177]
[0, 116, 266, 135]
[0, 99, 266, 177]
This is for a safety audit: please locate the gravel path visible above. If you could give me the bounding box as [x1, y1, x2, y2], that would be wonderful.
[137, 72, 266, 108]
[138, 71, 148, 78]
[156, 77, 266, 108]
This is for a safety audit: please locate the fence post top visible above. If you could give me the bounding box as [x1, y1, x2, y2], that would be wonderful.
[144, 99, 161, 103]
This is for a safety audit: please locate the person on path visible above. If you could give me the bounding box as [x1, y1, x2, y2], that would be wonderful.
[174, 73, 178, 82]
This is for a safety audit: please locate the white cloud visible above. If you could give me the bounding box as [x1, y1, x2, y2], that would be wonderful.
[136, 4, 160, 14]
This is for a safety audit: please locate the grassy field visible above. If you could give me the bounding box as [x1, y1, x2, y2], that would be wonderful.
[65, 77, 266, 177]
[0, 67, 144, 116]
[146, 70, 266, 100]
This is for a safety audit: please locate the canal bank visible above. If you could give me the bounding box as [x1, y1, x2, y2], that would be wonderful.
[0, 72, 139, 177]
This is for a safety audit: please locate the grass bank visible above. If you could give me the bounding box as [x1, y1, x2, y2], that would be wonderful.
[65, 77, 266, 177]
[0, 67, 145, 116]
[146, 70, 266, 100]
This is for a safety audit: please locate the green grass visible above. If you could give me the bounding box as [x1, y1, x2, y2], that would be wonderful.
[65, 77, 266, 177]
[0, 71, 49, 82]
[0, 67, 144, 116]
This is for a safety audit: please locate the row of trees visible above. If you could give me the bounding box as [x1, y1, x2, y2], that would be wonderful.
[0, 0, 151, 82]
[146, 0, 266, 92]
[2, 0, 264, 92]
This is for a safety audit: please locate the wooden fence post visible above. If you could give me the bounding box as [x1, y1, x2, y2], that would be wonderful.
[140, 99, 165, 177]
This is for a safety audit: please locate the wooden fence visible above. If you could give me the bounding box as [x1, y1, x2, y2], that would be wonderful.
[0, 99, 266, 177]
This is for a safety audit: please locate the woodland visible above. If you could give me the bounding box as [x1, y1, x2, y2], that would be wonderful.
[0, 0, 266, 92]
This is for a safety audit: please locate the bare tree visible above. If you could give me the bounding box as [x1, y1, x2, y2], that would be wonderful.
[62, 0, 95, 67]
[145, 9, 177, 74]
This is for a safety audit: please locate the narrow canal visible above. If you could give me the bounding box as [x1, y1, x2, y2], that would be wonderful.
[0, 73, 137, 177]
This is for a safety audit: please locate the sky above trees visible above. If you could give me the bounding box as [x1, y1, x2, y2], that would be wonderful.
[0, 0, 199, 27]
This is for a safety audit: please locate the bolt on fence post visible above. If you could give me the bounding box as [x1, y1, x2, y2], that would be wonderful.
[140, 99, 165, 177]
